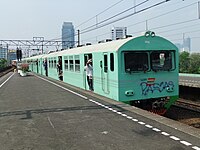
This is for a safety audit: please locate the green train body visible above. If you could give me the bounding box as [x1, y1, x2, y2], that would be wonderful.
[23, 32, 179, 114]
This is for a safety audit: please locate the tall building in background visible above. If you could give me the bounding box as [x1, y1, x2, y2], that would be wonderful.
[0, 46, 7, 59]
[111, 27, 127, 40]
[62, 22, 75, 49]
[175, 37, 191, 53]
[8, 50, 17, 62]
[183, 37, 191, 52]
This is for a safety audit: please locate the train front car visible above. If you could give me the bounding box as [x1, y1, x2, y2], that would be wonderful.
[118, 31, 179, 115]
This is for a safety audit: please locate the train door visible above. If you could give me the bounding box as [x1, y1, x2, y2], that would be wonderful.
[84, 54, 92, 90]
[101, 53, 109, 93]
[58, 56, 63, 81]
[36, 59, 39, 73]
[31, 60, 33, 71]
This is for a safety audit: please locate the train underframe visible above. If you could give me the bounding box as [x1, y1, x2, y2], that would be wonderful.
[130, 97, 171, 115]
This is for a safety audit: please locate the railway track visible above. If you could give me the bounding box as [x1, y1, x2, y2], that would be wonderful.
[0, 67, 14, 78]
[164, 98, 200, 129]
[175, 99, 200, 112]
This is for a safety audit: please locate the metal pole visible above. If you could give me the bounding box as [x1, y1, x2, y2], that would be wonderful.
[198, 1, 200, 19]
[42, 41, 43, 54]
[182, 33, 185, 52]
[96, 15, 98, 27]
[134, 0, 136, 13]
[6, 44, 9, 65]
[77, 30, 80, 46]
[145, 20, 148, 31]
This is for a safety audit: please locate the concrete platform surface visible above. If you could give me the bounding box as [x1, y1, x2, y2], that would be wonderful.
[0, 72, 199, 150]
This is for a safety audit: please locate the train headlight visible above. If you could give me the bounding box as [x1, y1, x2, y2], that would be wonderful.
[125, 90, 134, 96]
[151, 32, 155, 37]
[166, 87, 174, 92]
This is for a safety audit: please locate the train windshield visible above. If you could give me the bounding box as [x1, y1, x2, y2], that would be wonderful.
[124, 52, 149, 72]
[150, 51, 174, 71]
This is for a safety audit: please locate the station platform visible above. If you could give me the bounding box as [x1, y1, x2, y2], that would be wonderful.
[0, 72, 200, 150]
[179, 74, 200, 88]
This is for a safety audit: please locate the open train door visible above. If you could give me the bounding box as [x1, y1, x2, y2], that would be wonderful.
[100, 53, 109, 94]
[84, 54, 92, 90]
[36, 59, 39, 73]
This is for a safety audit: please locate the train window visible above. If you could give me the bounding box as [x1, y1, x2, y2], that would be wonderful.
[124, 52, 148, 72]
[69, 56, 74, 71]
[54, 60, 57, 68]
[49, 60, 51, 68]
[51, 60, 53, 68]
[110, 53, 114, 71]
[75, 55, 80, 72]
[151, 51, 174, 71]
[104, 54, 108, 73]
[64, 57, 69, 71]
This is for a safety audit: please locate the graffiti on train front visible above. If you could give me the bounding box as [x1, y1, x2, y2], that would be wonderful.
[140, 81, 174, 95]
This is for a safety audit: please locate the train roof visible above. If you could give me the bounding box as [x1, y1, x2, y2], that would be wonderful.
[24, 31, 178, 60]
[45, 37, 133, 58]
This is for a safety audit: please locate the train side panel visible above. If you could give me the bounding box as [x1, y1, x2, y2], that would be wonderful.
[92, 52, 119, 101]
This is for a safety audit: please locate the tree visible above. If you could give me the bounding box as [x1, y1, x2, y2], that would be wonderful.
[179, 51, 190, 73]
[0, 58, 7, 69]
[188, 53, 200, 74]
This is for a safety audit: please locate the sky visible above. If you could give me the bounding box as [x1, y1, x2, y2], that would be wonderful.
[0, 0, 200, 53]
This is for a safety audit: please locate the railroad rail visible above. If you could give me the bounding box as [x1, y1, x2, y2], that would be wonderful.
[175, 99, 200, 112]
[0, 67, 14, 78]
[165, 98, 200, 129]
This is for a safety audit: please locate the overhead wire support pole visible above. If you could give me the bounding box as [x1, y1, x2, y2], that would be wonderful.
[198, 1, 200, 19]
[146, 20, 148, 31]
[77, 30, 80, 47]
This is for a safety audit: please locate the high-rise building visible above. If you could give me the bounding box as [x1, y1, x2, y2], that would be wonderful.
[62, 22, 75, 49]
[0, 46, 7, 59]
[183, 37, 191, 52]
[111, 27, 127, 40]
[8, 50, 17, 62]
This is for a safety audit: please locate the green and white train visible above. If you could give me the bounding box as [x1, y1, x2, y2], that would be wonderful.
[23, 31, 179, 114]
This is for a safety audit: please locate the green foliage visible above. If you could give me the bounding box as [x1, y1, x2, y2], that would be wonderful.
[179, 51, 190, 73]
[0, 58, 7, 69]
[179, 52, 200, 74]
[188, 53, 200, 74]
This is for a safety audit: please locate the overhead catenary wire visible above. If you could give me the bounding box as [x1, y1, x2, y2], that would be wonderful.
[75, 0, 126, 28]
[80, 0, 149, 32]
[49, 0, 148, 41]
[80, 0, 172, 35]
[51, 0, 189, 45]
[81, 0, 194, 42]
[51, 0, 127, 41]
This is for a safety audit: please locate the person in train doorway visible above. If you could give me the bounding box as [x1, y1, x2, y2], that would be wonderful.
[84, 59, 93, 91]
[57, 58, 63, 81]
[43, 59, 48, 76]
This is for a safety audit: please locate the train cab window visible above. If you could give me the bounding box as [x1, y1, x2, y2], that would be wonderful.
[110, 53, 114, 71]
[151, 51, 174, 71]
[124, 52, 149, 72]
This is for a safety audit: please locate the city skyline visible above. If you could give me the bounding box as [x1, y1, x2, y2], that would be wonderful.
[0, 0, 200, 52]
